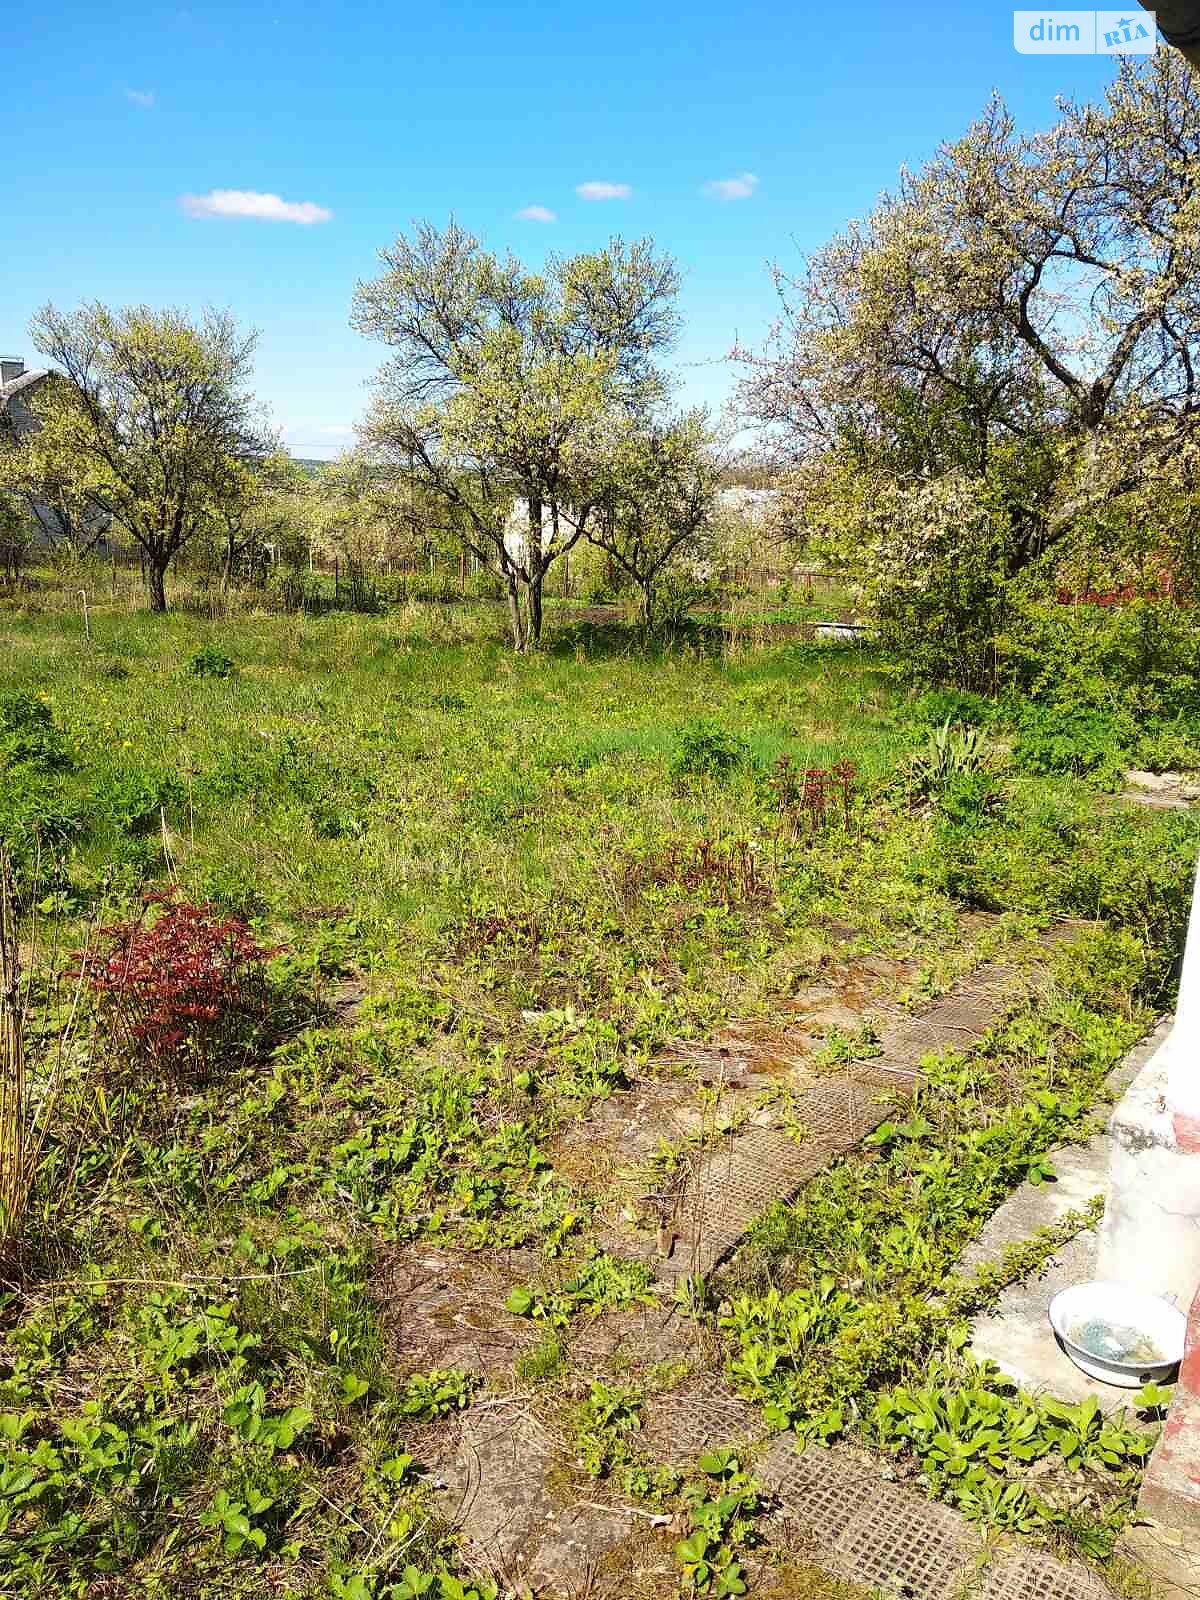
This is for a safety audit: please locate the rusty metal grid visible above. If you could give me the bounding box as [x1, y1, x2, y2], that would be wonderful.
[976, 1550, 1112, 1600]
[833, 1488, 979, 1599]
[640, 1375, 765, 1460]
[758, 1440, 874, 1542]
[761, 1438, 980, 1598]
[606, 932, 1083, 1280]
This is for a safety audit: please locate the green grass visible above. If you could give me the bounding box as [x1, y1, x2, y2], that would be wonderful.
[0, 596, 1196, 1597]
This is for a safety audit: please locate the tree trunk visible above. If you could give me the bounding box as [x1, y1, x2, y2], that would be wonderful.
[505, 576, 528, 652]
[148, 559, 168, 613]
[528, 571, 544, 643]
[641, 577, 655, 631]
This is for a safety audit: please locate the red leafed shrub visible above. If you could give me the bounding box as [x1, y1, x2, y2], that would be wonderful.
[74, 890, 279, 1081]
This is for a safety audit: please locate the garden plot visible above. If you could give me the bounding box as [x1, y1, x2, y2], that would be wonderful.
[2, 606, 1198, 1598]
[410, 923, 1122, 1596]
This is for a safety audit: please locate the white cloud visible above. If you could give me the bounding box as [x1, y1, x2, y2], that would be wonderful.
[576, 181, 632, 202]
[179, 188, 333, 224]
[125, 88, 156, 108]
[516, 204, 556, 223]
[703, 172, 759, 201]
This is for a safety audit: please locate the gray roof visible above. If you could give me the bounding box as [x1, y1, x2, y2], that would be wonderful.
[0, 368, 50, 408]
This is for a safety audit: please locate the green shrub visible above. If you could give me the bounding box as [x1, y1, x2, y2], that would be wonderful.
[0, 693, 71, 772]
[0, 767, 86, 899]
[1133, 722, 1200, 774]
[669, 722, 747, 782]
[910, 689, 998, 730]
[1052, 927, 1152, 1013]
[937, 769, 1003, 830]
[186, 645, 236, 679]
[95, 771, 183, 834]
[1011, 703, 1132, 783]
[999, 596, 1200, 718]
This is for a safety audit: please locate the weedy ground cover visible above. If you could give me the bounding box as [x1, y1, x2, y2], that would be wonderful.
[0, 596, 1197, 1596]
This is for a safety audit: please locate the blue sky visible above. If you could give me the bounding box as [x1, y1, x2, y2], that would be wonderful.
[5, 3, 1133, 456]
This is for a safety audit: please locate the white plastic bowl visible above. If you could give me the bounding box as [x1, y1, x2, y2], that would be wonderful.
[1048, 1281, 1185, 1388]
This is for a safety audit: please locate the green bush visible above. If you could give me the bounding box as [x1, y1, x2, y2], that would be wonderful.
[1052, 927, 1153, 1013]
[909, 689, 998, 730]
[0, 766, 86, 901]
[669, 722, 747, 782]
[190, 861, 269, 919]
[937, 769, 1003, 830]
[998, 596, 1200, 718]
[1011, 703, 1133, 783]
[0, 692, 72, 772]
[1133, 722, 1200, 774]
[187, 645, 236, 680]
[95, 771, 184, 834]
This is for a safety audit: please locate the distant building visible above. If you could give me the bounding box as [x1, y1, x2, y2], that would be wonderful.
[0, 355, 110, 548]
[716, 485, 779, 523]
[502, 496, 589, 567]
[0, 355, 49, 440]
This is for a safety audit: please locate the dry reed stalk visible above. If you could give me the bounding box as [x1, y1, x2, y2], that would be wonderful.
[0, 853, 28, 1255]
[0, 851, 94, 1268]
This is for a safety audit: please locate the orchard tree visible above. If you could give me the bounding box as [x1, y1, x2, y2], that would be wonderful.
[739, 52, 1200, 678]
[204, 450, 307, 592]
[24, 303, 266, 610]
[586, 410, 722, 627]
[308, 452, 429, 576]
[353, 221, 680, 649]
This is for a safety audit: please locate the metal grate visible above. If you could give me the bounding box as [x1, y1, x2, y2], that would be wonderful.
[601, 942, 1086, 1281]
[762, 1438, 979, 1598]
[758, 1439, 876, 1542]
[836, 1491, 978, 1598]
[640, 1375, 766, 1460]
[977, 1550, 1113, 1600]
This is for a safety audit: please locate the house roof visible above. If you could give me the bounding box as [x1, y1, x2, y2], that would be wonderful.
[0, 369, 50, 408]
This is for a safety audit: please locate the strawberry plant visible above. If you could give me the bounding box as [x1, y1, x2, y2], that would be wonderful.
[198, 1486, 274, 1555]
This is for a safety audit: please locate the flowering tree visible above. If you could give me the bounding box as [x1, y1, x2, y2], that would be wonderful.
[20, 304, 266, 611]
[353, 222, 680, 649]
[585, 410, 723, 627]
[740, 53, 1200, 681]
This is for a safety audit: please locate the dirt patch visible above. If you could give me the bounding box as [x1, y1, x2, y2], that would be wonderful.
[568, 1301, 699, 1373]
[330, 976, 369, 1022]
[432, 1402, 673, 1595]
[549, 962, 915, 1206]
[371, 1243, 699, 1382]
[371, 1244, 543, 1376]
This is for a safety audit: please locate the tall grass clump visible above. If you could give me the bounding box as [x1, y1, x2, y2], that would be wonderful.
[0, 854, 90, 1271]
